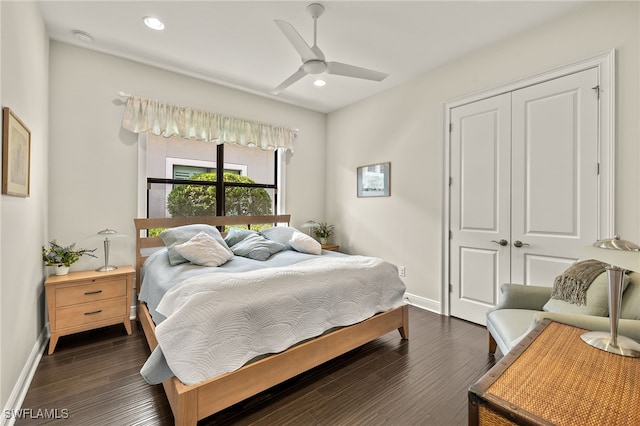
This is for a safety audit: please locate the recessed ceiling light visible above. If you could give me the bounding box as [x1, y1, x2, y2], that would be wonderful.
[143, 16, 165, 31]
[313, 79, 327, 87]
[71, 30, 93, 43]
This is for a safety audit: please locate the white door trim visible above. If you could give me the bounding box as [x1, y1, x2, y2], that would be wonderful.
[441, 49, 616, 317]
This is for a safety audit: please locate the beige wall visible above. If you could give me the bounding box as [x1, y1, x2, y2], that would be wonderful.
[326, 1, 639, 310]
[0, 1, 49, 414]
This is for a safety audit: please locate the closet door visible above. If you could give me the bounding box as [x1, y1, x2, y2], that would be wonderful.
[510, 68, 599, 286]
[449, 68, 600, 325]
[449, 94, 511, 325]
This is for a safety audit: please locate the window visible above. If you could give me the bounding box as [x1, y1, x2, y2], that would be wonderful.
[144, 133, 282, 219]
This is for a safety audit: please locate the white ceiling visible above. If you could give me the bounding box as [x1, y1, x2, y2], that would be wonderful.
[39, 1, 589, 113]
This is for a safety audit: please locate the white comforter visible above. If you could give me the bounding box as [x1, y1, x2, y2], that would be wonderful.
[154, 255, 405, 385]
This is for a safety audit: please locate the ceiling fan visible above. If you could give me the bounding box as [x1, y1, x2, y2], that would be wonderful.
[272, 3, 389, 94]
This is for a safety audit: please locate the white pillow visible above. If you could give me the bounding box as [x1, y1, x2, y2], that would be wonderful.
[289, 231, 321, 255]
[174, 231, 233, 267]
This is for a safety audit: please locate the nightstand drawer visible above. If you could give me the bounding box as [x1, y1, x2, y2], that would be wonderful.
[56, 279, 126, 307]
[56, 298, 127, 330]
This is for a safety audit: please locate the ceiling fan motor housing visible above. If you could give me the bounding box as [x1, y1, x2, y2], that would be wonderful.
[303, 59, 327, 74]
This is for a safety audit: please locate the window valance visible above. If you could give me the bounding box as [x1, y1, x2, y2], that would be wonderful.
[121, 95, 296, 152]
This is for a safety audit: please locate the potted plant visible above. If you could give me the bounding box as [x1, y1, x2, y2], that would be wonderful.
[42, 241, 97, 275]
[314, 222, 334, 244]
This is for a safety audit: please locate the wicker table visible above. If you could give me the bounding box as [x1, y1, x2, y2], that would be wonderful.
[469, 320, 640, 425]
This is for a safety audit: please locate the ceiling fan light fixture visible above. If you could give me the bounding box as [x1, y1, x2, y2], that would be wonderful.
[313, 79, 326, 87]
[143, 16, 165, 31]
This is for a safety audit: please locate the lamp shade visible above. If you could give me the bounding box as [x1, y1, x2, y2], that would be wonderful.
[583, 235, 640, 272]
[302, 220, 319, 228]
[593, 235, 640, 251]
[85, 228, 127, 240]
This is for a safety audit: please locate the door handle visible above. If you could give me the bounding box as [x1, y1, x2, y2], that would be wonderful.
[513, 240, 530, 248]
[491, 239, 508, 246]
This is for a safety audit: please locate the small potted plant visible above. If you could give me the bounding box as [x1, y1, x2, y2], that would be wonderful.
[314, 222, 334, 244]
[42, 241, 97, 275]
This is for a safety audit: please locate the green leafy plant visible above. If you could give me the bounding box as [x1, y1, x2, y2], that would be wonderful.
[42, 241, 97, 267]
[314, 222, 334, 239]
[166, 172, 273, 217]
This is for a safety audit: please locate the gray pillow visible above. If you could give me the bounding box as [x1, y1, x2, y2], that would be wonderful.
[224, 228, 257, 247]
[260, 226, 298, 249]
[230, 233, 285, 261]
[543, 272, 631, 317]
[159, 224, 232, 266]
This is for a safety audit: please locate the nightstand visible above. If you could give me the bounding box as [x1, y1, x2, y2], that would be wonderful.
[45, 266, 134, 354]
[321, 243, 340, 252]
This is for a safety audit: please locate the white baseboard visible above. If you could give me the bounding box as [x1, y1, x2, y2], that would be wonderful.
[1, 327, 49, 426]
[403, 292, 441, 314]
[130, 305, 137, 319]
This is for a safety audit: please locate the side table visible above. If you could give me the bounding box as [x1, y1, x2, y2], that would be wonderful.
[469, 319, 640, 425]
[45, 266, 135, 354]
[321, 243, 340, 252]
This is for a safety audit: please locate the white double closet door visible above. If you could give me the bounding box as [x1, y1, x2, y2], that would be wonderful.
[449, 68, 599, 325]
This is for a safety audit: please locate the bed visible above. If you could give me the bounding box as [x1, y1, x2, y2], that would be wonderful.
[134, 214, 409, 425]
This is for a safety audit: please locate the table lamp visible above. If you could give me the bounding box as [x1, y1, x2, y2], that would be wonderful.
[302, 220, 319, 237]
[95, 228, 125, 272]
[580, 235, 640, 357]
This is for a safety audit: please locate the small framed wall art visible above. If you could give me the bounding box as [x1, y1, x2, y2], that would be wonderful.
[357, 162, 390, 197]
[2, 107, 31, 197]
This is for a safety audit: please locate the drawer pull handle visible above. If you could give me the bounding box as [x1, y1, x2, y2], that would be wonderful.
[84, 290, 103, 295]
[84, 310, 103, 316]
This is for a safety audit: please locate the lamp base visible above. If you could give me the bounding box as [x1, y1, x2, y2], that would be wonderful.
[581, 331, 640, 357]
[96, 265, 118, 272]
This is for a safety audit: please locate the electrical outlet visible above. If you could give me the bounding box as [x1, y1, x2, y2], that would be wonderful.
[399, 266, 406, 277]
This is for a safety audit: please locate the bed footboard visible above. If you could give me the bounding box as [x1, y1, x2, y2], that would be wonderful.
[137, 303, 409, 425]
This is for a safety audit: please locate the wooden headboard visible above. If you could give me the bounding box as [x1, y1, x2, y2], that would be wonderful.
[133, 214, 291, 293]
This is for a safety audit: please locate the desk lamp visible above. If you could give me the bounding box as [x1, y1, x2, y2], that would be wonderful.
[581, 235, 640, 357]
[302, 220, 319, 237]
[95, 228, 124, 272]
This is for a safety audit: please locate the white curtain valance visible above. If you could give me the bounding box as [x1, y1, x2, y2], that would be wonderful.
[121, 95, 296, 152]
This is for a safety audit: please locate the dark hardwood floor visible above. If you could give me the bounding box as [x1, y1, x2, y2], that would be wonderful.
[17, 306, 498, 425]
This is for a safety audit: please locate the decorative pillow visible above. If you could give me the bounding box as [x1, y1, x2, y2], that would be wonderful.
[260, 226, 298, 250]
[543, 271, 631, 316]
[289, 231, 321, 255]
[230, 233, 285, 261]
[159, 224, 232, 266]
[174, 231, 233, 267]
[224, 228, 257, 247]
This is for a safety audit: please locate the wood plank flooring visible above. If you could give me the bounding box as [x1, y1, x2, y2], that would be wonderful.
[17, 306, 498, 425]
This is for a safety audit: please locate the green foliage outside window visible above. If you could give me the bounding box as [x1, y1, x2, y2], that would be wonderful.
[166, 172, 272, 217]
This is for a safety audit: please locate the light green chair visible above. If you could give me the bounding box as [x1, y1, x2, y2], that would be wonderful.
[486, 271, 640, 355]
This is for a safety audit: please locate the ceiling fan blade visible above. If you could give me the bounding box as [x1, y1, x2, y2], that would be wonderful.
[271, 67, 308, 95]
[326, 62, 388, 81]
[275, 19, 318, 62]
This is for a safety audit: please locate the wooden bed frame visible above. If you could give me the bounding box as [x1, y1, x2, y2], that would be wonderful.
[134, 214, 409, 425]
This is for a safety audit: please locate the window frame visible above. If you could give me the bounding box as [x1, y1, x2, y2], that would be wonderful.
[137, 133, 285, 219]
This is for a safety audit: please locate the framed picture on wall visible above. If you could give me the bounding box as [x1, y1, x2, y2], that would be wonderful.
[357, 162, 390, 197]
[2, 107, 31, 197]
